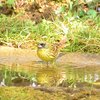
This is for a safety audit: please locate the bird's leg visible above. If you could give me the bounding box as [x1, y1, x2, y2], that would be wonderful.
[46, 62, 49, 67]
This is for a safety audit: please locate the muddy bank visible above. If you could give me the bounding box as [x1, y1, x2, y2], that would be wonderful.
[0, 46, 100, 67]
[0, 86, 100, 100]
[57, 53, 100, 67]
[0, 46, 39, 66]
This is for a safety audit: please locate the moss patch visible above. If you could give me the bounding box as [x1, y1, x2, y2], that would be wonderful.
[0, 87, 70, 100]
[0, 87, 100, 100]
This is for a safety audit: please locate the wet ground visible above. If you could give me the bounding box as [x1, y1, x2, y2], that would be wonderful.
[0, 46, 100, 100]
[0, 46, 100, 67]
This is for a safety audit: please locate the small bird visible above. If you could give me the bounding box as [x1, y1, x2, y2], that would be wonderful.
[37, 36, 67, 67]
[37, 43, 57, 66]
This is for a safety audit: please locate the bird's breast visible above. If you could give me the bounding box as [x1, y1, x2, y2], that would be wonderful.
[37, 48, 55, 62]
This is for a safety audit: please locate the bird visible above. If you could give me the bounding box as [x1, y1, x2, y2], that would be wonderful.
[37, 36, 67, 67]
[37, 43, 57, 66]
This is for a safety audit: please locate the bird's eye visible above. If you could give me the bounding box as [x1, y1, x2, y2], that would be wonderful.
[40, 43, 44, 45]
[38, 43, 46, 48]
[40, 43, 45, 46]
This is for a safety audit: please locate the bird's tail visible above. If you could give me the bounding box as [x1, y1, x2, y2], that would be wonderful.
[52, 36, 67, 53]
[59, 36, 67, 49]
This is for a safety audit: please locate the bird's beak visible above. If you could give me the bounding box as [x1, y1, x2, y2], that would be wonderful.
[38, 44, 42, 48]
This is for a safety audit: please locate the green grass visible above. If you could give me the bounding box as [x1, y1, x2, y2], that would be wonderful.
[0, 14, 100, 53]
[0, 14, 36, 46]
[0, 65, 35, 86]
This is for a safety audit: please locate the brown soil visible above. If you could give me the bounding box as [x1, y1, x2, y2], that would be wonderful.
[0, 1, 99, 24]
[0, 1, 57, 23]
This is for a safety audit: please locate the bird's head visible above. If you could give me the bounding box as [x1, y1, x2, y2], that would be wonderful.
[37, 43, 46, 49]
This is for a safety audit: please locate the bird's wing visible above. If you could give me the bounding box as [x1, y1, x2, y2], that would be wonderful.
[46, 49, 56, 58]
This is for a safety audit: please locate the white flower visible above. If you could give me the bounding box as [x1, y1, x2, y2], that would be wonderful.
[0, 79, 6, 86]
[61, 23, 69, 34]
[85, 0, 93, 3]
[31, 82, 37, 87]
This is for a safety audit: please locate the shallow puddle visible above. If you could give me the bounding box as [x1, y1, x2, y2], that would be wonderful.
[0, 46, 100, 86]
[0, 63, 100, 87]
[0, 46, 100, 99]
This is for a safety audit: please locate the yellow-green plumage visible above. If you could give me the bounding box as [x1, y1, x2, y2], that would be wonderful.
[37, 48, 56, 62]
[37, 36, 67, 66]
[37, 43, 58, 64]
